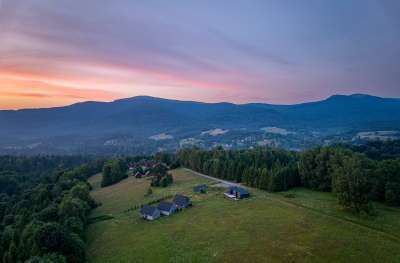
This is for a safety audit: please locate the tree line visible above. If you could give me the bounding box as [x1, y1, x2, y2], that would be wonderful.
[0, 156, 104, 262]
[349, 140, 400, 160]
[299, 147, 400, 212]
[177, 142, 400, 214]
[100, 156, 156, 187]
[178, 147, 300, 192]
[101, 158, 128, 187]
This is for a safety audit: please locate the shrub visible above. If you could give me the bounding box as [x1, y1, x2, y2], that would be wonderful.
[283, 193, 295, 199]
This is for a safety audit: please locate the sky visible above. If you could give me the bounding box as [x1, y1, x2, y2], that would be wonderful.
[0, 0, 399, 109]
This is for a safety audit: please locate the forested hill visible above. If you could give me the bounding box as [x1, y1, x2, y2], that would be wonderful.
[0, 156, 104, 262]
[0, 94, 400, 155]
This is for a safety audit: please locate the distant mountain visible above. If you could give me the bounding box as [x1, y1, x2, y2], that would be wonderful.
[0, 94, 399, 155]
[272, 94, 400, 129]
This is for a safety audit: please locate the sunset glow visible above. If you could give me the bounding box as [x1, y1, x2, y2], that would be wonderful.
[1, 0, 400, 109]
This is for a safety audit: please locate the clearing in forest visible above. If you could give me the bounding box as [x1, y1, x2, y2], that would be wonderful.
[86, 168, 400, 263]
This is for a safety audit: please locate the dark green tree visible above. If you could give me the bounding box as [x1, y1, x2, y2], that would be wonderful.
[332, 155, 373, 213]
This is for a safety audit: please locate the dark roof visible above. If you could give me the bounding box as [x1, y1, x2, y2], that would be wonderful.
[193, 184, 208, 192]
[140, 205, 159, 216]
[158, 201, 175, 211]
[228, 186, 249, 195]
[173, 194, 191, 206]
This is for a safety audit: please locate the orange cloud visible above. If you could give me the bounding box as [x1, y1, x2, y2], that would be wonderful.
[0, 58, 239, 108]
[0, 77, 124, 110]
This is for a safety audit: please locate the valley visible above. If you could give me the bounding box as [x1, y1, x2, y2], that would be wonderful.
[1, 94, 399, 155]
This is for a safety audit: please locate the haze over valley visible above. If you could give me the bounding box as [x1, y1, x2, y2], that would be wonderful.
[0, 93, 399, 155]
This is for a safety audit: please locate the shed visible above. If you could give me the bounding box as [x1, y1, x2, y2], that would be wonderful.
[193, 184, 208, 193]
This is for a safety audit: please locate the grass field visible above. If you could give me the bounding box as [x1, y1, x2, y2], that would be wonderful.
[86, 169, 400, 263]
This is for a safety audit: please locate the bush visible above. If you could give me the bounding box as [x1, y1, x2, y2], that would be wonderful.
[283, 193, 295, 199]
[151, 173, 173, 188]
[145, 187, 153, 197]
[87, 215, 114, 224]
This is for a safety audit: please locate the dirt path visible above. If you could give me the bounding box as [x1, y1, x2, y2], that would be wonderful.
[182, 168, 243, 188]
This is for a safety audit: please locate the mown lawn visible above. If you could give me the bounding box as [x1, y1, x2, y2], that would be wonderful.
[87, 169, 210, 217]
[275, 188, 400, 238]
[86, 169, 400, 263]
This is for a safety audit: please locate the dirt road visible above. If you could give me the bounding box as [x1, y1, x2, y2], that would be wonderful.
[183, 168, 245, 188]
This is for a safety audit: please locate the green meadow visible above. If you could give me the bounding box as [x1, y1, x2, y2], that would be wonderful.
[86, 169, 400, 263]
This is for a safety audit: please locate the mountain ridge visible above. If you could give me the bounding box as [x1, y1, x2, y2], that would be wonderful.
[5, 93, 399, 112]
[0, 93, 399, 155]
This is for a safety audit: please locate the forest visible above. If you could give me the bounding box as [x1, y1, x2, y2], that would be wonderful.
[177, 141, 400, 214]
[0, 156, 104, 263]
[0, 141, 398, 262]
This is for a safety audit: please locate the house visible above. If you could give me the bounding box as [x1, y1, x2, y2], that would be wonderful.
[193, 184, 208, 193]
[135, 172, 143, 178]
[152, 162, 169, 170]
[140, 205, 161, 220]
[173, 194, 192, 209]
[128, 163, 140, 171]
[224, 186, 250, 200]
[157, 201, 177, 216]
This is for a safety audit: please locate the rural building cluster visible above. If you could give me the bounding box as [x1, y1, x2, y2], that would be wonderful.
[128, 159, 169, 178]
[140, 194, 192, 220]
[140, 181, 250, 221]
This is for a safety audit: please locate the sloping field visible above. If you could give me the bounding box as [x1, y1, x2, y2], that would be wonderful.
[86, 169, 400, 263]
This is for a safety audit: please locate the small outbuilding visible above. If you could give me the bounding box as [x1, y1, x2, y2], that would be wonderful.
[140, 205, 161, 220]
[158, 201, 177, 216]
[135, 172, 143, 178]
[173, 194, 192, 209]
[193, 184, 208, 193]
[224, 186, 250, 200]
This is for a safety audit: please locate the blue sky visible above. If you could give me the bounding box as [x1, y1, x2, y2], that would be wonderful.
[0, 0, 399, 109]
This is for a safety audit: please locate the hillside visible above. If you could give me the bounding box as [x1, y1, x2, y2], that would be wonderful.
[1, 94, 399, 154]
[86, 169, 400, 262]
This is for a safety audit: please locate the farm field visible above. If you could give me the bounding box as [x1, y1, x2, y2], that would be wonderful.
[86, 169, 400, 263]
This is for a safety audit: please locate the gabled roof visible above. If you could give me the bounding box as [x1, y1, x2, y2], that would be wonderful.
[228, 186, 249, 195]
[173, 194, 190, 206]
[158, 201, 175, 211]
[140, 205, 159, 216]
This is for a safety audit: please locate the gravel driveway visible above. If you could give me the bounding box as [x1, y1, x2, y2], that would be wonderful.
[183, 168, 245, 188]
